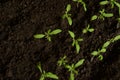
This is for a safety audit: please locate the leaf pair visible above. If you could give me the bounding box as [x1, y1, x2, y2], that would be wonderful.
[68, 31, 83, 53]
[34, 29, 62, 41]
[65, 59, 85, 80]
[62, 4, 72, 26]
[82, 24, 94, 33]
[73, 0, 87, 11]
[91, 9, 113, 21]
[37, 63, 58, 80]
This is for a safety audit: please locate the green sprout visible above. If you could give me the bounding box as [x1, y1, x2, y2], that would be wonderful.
[68, 30, 83, 53]
[37, 63, 59, 80]
[82, 24, 94, 34]
[65, 59, 85, 80]
[73, 0, 87, 11]
[99, 0, 120, 15]
[91, 9, 113, 21]
[34, 29, 62, 41]
[91, 34, 120, 60]
[57, 55, 68, 66]
[62, 4, 72, 26]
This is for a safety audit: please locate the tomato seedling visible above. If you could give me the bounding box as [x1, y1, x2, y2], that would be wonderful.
[73, 0, 87, 11]
[82, 24, 94, 34]
[91, 9, 113, 21]
[62, 4, 72, 26]
[37, 63, 59, 80]
[34, 29, 62, 41]
[68, 30, 83, 53]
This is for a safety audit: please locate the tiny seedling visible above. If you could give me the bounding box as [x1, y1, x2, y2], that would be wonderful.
[91, 34, 120, 60]
[65, 59, 85, 80]
[57, 55, 68, 66]
[68, 30, 83, 53]
[82, 24, 94, 34]
[37, 63, 59, 80]
[73, 0, 87, 11]
[62, 4, 72, 26]
[34, 29, 62, 41]
[99, 0, 120, 15]
[91, 9, 113, 21]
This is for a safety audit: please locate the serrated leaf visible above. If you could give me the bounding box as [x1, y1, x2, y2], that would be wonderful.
[68, 31, 75, 38]
[46, 72, 58, 79]
[102, 41, 111, 48]
[113, 35, 120, 42]
[66, 4, 71, 12]
[75, 59, 85, 68]
[69, 72, 74, 80]
[91, 51, 99, 56]
[50, 29, 62, 35]
[67, 17, 72, 26]
[103, 13, 113, 17]
[91, 15, 98, 21]
[34, 34, 45, 39]
[99, 1, 109, 5]
[75, 41, 80, 53]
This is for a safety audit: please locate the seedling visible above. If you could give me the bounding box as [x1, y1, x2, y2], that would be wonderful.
[73, 0, 87, 11]
[57, 55, 68, 66]
[34, 29, 62, 41]
[82, 24, 94, 34]
[91, 34, 120, 60]
[99, 0, 120, 15]
[37, 63, 58, 80]
[65, 59, 85, 80]
[62, 4, 72, 26]
[68, 30, 83, 53]
[91, 9, 113, 21]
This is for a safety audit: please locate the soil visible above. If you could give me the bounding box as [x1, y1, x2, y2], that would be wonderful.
[0, 0, 120, 80]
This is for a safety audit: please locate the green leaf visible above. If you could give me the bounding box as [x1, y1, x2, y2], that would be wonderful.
[82, 29, 87, 33]
[50, 29, 62, 35]
[37, 63, 42, 73]
[66, 4, 71, 12]
[114, 1, 120, 8]
[88, 28, 94, 32]
[103, 13, 113, 17]
[67, 17, 72, 26]
[34, 34, 45, 38]
[40, 75, 45, 80]
[46, 72, 58, 79]
[99, 1, 109, 5]
[73, 0, 77, 2]
[83, 3, 87, 11]
[69, 72, 74, 80]
[68, 31, 75, 39]
[91, 15, 98, 21]
[75, 59, 85, 68]
[113, 35, 120, 42]
[100, 48, 106, 53]
[102, 41, 111, 48]
[77, 38, 83, 42]
[91, 51, 99, 56]
[98, 55, 103, 61]
[75, 41, 80, 53]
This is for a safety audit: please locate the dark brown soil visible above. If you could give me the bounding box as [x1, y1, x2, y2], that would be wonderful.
[0, 0, 120, 80]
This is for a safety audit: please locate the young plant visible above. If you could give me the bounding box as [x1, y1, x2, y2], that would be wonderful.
[68, 30, 83, 53]
[99, 0, 120, 15]
[34, 29, 62, 41]
[37, 63, 59, 80]
[91, 34, 120, 60]
[62, 4, 72, 26]
[91, 9, 113, 21]
[73, 0, 87, 11]
[65, 59, 85, 80]
[82, 24, 94, 34]
[57, 55, 68, 66]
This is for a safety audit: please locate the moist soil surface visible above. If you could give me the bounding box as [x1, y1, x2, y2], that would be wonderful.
[0, 0, 120, 80]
